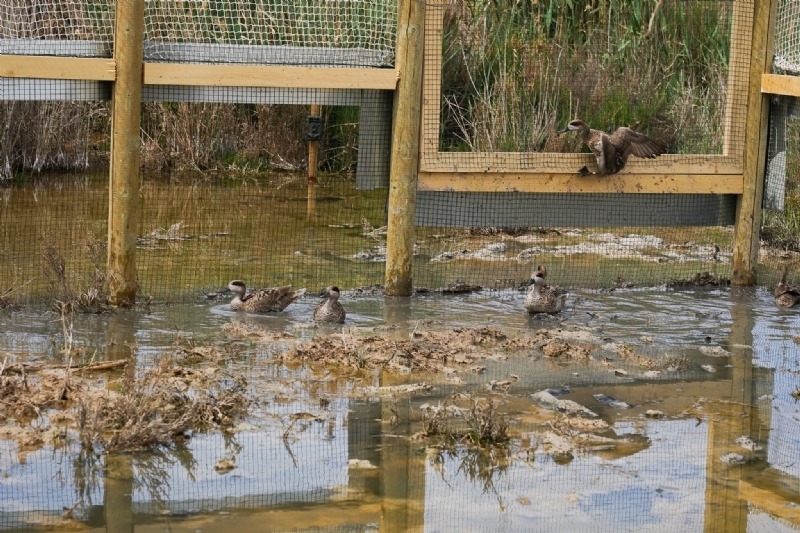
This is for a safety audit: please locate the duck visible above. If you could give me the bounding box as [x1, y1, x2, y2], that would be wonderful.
[313, 286, 346, 323]
[774, 265, 800, 308]
[524, 265, 567, 314]
[557, 119, 666, 176]
[228, 280, 306, 313]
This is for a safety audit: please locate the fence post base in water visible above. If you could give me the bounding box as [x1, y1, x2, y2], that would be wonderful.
[107, 0, 144, 307]
[385, 0, 425, 297]
[731, 0, 775, 286]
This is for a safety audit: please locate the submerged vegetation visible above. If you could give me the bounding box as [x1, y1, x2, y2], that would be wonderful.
[0, 338, 248, 456]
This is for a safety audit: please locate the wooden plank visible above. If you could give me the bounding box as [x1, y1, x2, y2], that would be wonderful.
[739, 480, 800, 525]
[107, 0, 144, 307]
[732, 0, 775, 285]
[144, 63, 399, 89]
[385, 0, 426, 296]
[418, 172, 744, 194]
[0, 55, 115, 81]
[761, 73, 800, 96]
[420, 153, 743, 176]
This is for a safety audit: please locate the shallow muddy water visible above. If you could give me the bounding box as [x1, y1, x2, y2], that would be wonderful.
[1, 285, 799, 532]
[2, 171, 773, 306]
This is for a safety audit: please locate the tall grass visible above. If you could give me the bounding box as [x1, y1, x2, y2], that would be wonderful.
[440, 0, 731, 153]
[0, 101, 108, 181]
[762, 119, 800, 251]
[0, 101, 358, 179]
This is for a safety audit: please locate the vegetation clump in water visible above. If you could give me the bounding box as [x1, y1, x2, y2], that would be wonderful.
[0, 338, 249, 455]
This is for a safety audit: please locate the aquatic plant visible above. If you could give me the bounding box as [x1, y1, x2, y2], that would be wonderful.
[421, 392, 510, 448]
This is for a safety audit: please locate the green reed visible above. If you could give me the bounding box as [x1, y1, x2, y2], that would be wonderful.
[440, 0, 731, 154]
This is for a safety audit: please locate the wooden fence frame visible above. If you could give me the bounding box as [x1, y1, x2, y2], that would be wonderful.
[0, 4, 400, 305]
[405, 0, 783, 288]
[0, 0, 795, 298]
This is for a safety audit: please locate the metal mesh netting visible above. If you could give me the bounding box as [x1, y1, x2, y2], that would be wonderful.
[144, 1, 396, 66]
[411, 0, 752, 290]
[0, 1, 114, 55]
[0, 1, 396, 62]
[0, 0, 798, 304]
[774, 0, 800, 74]
[424, 0, 748, 167]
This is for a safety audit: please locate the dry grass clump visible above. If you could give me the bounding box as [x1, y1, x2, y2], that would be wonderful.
[0, 286, 22, 310]
[0, 342, 249, 455]
[78, 353, 248, 452]
[41, 238, 111, 314]
[0, 101, 106, 181]
[284, 327, 518, 375]
[420, 392, 510, 447]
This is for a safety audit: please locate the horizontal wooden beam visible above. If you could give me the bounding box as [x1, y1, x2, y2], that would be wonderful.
[0, 55, 399, 90]
[144, 63, 399, 89]
[421, 154, 742, 176]
[418, 171, 744, 194]
[0, 54, 115, 81]
[761, 73, 800, 96]
[739, 480, 800, 525]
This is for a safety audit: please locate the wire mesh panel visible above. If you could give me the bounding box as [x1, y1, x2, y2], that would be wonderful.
[0, 0, 114, 55]
[135, 91, 391, 300]
[421, 0, 750, 172]
[410, 0, 757, 290]
[774, 0, 800, 74]
[143, 0, 396, 66]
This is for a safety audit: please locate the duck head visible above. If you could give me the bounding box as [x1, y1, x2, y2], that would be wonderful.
[228, 280, 247, 297]
[319, 285, 341, 299]
[557, 119, 589, 135]
[530, 265, 547, 285]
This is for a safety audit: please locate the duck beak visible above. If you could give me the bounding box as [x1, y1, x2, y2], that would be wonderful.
[557, 126, 569, 135]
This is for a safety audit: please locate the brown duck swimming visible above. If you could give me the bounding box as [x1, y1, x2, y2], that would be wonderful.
[524, 265, 566, 315]
[558, 119, 666, 176]
[313, 286, 346, 323]
[228, 280, 306, 313]
[774, 265, 800, 308]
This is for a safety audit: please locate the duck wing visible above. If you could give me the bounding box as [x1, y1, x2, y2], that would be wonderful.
[610, 127, 666, 160]
[588, 131, 617, 175]
[273, 287, 307, 311]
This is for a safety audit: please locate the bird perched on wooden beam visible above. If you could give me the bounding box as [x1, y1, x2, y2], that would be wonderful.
[557, 119, 666, 176]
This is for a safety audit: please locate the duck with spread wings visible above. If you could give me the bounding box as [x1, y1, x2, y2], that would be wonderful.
[558, 119, 666, 176]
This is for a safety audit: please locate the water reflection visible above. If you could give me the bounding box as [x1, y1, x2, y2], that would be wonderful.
[0, 286, 798, 532]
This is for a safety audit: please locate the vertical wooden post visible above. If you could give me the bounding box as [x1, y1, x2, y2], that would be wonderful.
[107, 0, 144, 306]
[385, 0, 425, 296]
[731, 0, 776, 285]
[308, 104, 321, 216]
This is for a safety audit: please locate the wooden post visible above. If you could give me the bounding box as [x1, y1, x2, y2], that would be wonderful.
[385, 0, 425, 296]
[731, 0, 776, 285]
[107, 0, 144, 306]
[308, 104, 321, 216]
